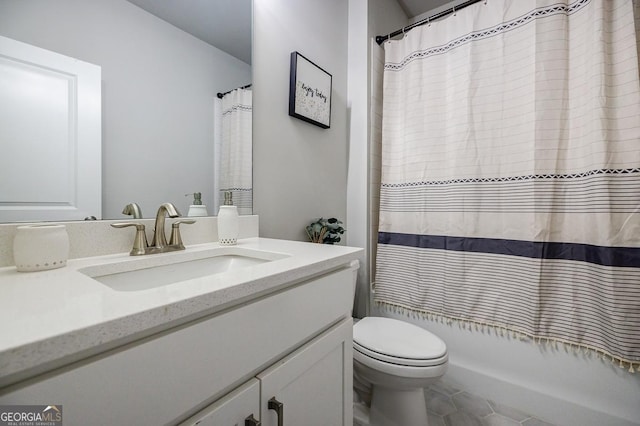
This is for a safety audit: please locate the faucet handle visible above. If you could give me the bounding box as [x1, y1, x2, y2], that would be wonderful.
[111, 222, 148, 256]
[169, 219, 196, 249]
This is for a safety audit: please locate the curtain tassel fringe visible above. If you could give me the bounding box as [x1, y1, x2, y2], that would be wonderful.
[372, 302, 638, 374]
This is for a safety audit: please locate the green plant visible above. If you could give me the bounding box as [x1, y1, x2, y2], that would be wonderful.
[306, 218, 345, 244]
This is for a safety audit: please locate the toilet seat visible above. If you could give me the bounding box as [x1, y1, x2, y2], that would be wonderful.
[353, 317, 447, 367]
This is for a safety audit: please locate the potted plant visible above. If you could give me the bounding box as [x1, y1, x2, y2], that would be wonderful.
[305, 218, 345, 244]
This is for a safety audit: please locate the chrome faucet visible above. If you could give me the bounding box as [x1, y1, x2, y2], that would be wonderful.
[122, 203, 143, 219]
[111, 202, 195, 256]
[151, 202, 180, 249]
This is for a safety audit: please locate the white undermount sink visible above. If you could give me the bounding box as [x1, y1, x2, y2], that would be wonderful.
[79, 247, 290, 292]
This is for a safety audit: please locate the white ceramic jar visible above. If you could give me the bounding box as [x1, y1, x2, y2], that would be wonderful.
[13, 224, 70, 272]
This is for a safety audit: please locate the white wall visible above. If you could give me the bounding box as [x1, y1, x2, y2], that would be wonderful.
[253, 0, 349, 241]
[0, 0, 250, 219]
[348, 0, 372, 318]
[409, 0, 466, 24]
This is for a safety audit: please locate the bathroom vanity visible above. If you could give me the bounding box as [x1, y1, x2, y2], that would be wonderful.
[0, 238, 362, 425]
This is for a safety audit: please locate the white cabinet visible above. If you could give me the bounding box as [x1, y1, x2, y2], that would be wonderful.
[180, 379, 261, 426]
[0, 266, 355, 426]
[259, 318, 353, 426]
[182, 318, 353, 426]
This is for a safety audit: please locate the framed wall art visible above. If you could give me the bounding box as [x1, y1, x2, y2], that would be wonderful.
[288, 51, 332, 129]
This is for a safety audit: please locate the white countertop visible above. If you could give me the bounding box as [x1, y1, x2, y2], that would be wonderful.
[0, 238, 362, 388]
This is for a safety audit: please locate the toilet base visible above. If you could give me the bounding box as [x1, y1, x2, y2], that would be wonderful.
[353, 401, 370, 426]
[370, 386, 428, 426]
[354, 386, 429, 426]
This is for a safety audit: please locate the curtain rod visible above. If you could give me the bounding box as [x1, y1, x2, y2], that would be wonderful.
[217, 83, 252, 99]
[376, 0, 485, 45]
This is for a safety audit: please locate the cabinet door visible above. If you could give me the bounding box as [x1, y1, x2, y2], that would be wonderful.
[258, 318, 353, 426]
[179, 379, 260, 426]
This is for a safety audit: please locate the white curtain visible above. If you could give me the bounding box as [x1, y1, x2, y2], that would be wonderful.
[376, 0, 640, 371]
[217, 87, 252, 215]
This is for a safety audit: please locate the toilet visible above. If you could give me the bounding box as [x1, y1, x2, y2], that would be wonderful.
[350, 261, 449, 426]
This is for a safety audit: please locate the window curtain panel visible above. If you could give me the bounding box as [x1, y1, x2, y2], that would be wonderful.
[375, 0, 640, 372]
[219, 87, 253, 215]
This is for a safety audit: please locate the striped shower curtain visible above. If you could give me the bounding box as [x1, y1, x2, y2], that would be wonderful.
[375, 0, 640, 371]
[218, 87, 253, 214]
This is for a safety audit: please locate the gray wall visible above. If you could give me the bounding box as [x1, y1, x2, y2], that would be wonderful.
[253, 0, 349, 241]
[347, 0, 408, 318]
[0, 0, 251, 219]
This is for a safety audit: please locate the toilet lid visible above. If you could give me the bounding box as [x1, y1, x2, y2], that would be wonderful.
[353, 317, 447, 366]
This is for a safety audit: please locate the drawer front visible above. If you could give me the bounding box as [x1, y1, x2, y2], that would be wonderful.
[0, 268, 353, 426]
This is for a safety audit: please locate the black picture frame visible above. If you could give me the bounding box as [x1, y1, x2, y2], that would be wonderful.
[288, 51, 332, 129]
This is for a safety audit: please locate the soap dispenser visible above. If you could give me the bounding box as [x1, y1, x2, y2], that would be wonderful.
[217, 191, 239, 245]
[186, 192, 208, 217]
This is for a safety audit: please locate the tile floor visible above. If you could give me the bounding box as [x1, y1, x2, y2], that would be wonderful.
[425, 381, 557, 426]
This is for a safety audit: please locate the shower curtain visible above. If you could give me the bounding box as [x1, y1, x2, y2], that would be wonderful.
[217, 87, 253, 215]
[375, 0, 640, 371]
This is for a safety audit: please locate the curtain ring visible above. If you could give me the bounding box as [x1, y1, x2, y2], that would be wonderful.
[428, 17, 431, 27]
[402, 27, 405, 38]
[453, 5, 456, 16]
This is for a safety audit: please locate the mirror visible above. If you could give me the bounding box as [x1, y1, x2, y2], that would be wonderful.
[0, 0, 252, 222]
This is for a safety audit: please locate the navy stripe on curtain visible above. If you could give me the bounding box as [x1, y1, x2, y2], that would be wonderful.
[378, 232, 640, 268]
